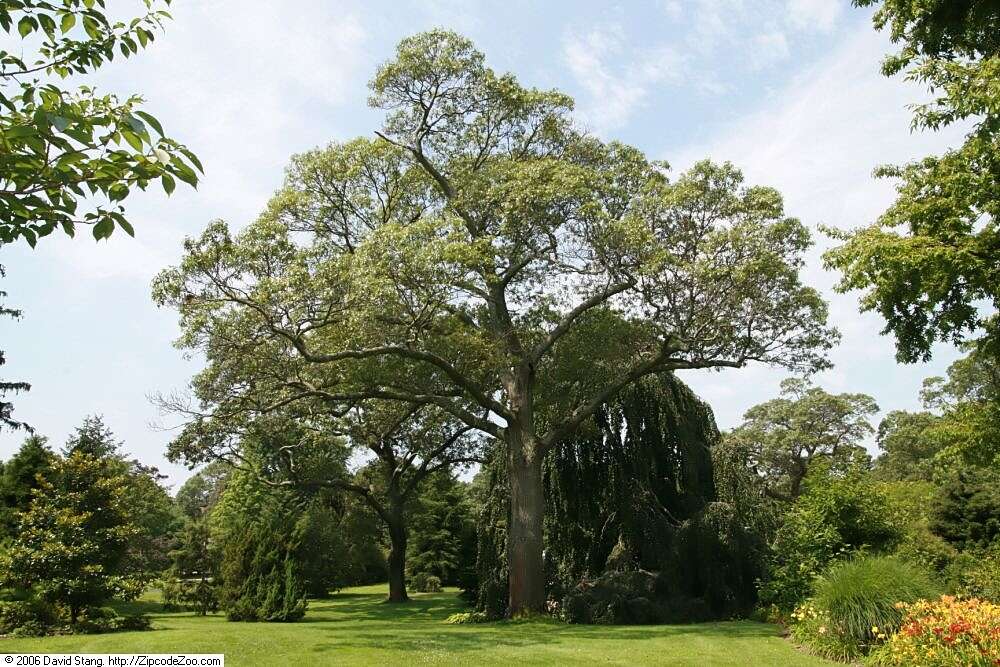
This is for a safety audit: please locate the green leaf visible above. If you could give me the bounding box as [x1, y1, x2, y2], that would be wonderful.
[93, 217, 114, 240]
[181, 148, 204, 174]
[134, 110, 164, 137]
[37, 13, 56, 37]
[116, 218, 135, 237]
[17, 15, 35, 38]
[120, 128, 144, 152]
[161, 172, 175, 195]
[125, 114, 148, 138]
[60, 12, 76, 34]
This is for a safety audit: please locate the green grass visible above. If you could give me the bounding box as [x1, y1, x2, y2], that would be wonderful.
[2, 584, 835, 665]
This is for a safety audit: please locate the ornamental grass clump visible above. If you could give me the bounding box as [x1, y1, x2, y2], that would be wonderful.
[866, 595, 1000, 666]
[792, 555, 939, 660]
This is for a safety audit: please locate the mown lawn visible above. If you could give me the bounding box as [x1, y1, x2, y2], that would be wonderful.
[2, 585, 834, 665]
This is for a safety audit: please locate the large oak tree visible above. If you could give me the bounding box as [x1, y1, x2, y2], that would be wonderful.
[155, 30, 837, 614]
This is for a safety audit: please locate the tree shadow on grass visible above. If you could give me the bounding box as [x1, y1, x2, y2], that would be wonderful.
[111, 598, 176, 616]
[301, 591, 784, 656]
[308, 592, 466, 624]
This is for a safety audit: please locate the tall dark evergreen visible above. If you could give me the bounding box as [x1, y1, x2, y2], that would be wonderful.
[0, 434, 53, 536]
[406, 471, 477, 588]
[163, 518, 220, 615]
[220, 505, 308, 623]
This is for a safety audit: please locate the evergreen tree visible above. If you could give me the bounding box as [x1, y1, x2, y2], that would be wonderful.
[63, 414, 121, 458]
[930, 470, 1000, 552]
[406, 471, 476, 587]
[164, 518, 220, 615]
[0, 452, 145, 623]
[0, 434, 53, 536]
[220, 507, 307, 623]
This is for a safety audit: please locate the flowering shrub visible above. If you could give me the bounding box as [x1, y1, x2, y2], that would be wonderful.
[790, 601, 859, 662]
[867, 595, 1000, 666]
[789, 556, 938, 661]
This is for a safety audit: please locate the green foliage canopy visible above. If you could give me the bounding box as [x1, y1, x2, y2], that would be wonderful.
[825, 1, 1000, 362]
[0, 0, 202, 245]
[725, 378, 877, 500]
[0, 452, 147, 622]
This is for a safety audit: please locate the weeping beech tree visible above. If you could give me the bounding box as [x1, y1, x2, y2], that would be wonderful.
[154, 31, 837, 614]
[475, 373, 765, 619]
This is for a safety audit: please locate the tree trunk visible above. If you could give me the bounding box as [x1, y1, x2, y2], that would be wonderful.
[386, 492, 409, 603]
[507, 429, 545, 616]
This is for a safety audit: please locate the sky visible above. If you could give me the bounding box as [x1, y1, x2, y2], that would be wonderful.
[0, 0, 971, 491]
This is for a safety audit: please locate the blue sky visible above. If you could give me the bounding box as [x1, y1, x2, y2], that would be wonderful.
[0, 1, 969, 489]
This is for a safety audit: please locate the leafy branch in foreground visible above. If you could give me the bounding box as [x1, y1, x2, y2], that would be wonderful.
[0, 0, 202, 245]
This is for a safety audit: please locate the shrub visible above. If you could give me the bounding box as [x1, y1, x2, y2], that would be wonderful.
[0, 601, 149, 637]
[410, 572, 442, 593]
[0, 599, 57, 635]
[443, 611, 489, 624]
[760, 469, 901, 612]
[793, 556, 939, 660]
[220, 514, 308, 622]
[561, 570, 714, 625]
[73, 607, 151, 634]
[866, 596, 1000, 666]
[947, 547, 1000, 603]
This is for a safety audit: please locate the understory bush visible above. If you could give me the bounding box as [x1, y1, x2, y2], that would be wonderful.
[949, 547, 1000, 602]
[74, 607, 151, 634]
[760, 469, 901, 613]
[562, 570, 719, 625]
[0, 599, 57, 636]
[791, 556, 939, 660]
[443, 611, 489, 624]
[866, 596, 1000, 666]
[0, 600, 149, 637]
[410, 572, 442, 593]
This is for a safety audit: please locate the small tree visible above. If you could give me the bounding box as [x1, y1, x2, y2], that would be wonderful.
[725, 378, 877, 500]
[220, 508, 307, 623]
[406, 470, 476, 587]
[0, 452, 145, 623]
[164, 518, 219, 615]
[166, 401, 482, 603]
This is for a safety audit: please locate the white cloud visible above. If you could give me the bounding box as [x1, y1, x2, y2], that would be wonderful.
[661, 0, 683, 19]
[0, 1, 370, 484]
[787, 0, 844, 32]
[562, 25, 683, 133]
[751, 30, 791, 69]
[670, 25, 966, 434]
